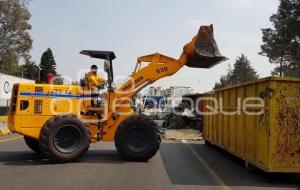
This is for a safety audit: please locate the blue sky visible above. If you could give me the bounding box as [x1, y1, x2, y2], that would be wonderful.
[28, 0, 278, 92]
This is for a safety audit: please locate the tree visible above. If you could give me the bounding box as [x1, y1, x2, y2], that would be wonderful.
[214, 64, 233, 89]
[22, 56, 37, 80]
[214, 54, 258, 89]
[39, 48, 57, 82]
[0, 52, 20, 75]
[259, 0, 300, 76]
[230, 54, 258, 84]
[52, 74, 64, 85]
[0, 0, 32, 75]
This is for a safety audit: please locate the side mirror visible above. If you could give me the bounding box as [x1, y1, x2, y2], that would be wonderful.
[104, 61, 110, 73]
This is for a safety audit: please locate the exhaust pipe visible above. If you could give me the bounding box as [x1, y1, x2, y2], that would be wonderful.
[181, 25, 227, 68]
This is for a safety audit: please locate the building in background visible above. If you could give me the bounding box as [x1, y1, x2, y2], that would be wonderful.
[165, 86, 193, 109]
[137, 86, 193, 118]
[0, 73, 35, 133]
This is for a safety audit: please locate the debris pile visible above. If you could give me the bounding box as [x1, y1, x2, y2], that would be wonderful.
[158, 93, 204, 141]
[162, 112, 202, 131]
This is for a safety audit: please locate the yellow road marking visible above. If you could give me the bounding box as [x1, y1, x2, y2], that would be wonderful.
[184, 142, 230, 190]
[0, 136, 23, 143]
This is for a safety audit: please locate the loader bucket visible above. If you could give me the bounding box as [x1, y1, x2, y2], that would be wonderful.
[183, 25, 227, 68]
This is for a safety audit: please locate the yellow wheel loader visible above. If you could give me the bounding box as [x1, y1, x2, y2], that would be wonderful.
[8, 25, 226, 162]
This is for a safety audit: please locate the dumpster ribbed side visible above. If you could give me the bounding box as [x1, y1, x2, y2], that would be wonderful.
[203, 77, 300, 172]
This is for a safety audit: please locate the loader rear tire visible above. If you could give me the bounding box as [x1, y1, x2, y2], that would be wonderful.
[115, 115, 161, 162]
[39, 115, 90, 163]
[24, 136, 41, 153]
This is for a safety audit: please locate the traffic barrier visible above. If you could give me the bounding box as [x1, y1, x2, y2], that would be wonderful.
[0, 116, 10, 136]
[0, 127, 11, 136]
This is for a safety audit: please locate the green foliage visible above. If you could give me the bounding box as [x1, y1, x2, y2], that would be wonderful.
[39, 48, 57, 82]
[0, 52, 20, 76]
[214, 64, 233, 90]
[22, 56, 37, 80]
[230, 54, 258, 84]
[52, 74, 64, 85]
[214, 54, 259, 90]
[0, 0, 32, 75]
[259, 0, 300, 76]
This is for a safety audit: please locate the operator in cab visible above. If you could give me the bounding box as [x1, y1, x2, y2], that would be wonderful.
[85, 65, 106, 90]
[85, 65, 106, 107]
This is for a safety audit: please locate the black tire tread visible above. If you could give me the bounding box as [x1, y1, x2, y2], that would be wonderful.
[39, 115, 90, 163]
[115, 115, 161, 161]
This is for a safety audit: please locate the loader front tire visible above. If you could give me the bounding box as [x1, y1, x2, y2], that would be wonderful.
[115, 115, 161, 162]
[39, 115, 90, 163]
[24, 136, 41, 153]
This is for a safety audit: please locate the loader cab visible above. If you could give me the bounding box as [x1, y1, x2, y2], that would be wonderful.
[80, 50, 116, 90]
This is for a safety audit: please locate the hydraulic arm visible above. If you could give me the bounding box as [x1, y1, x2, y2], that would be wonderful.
[116, 24, 226, 98]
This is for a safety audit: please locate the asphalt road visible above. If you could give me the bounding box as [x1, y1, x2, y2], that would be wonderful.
[0, 134, 299, 190]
